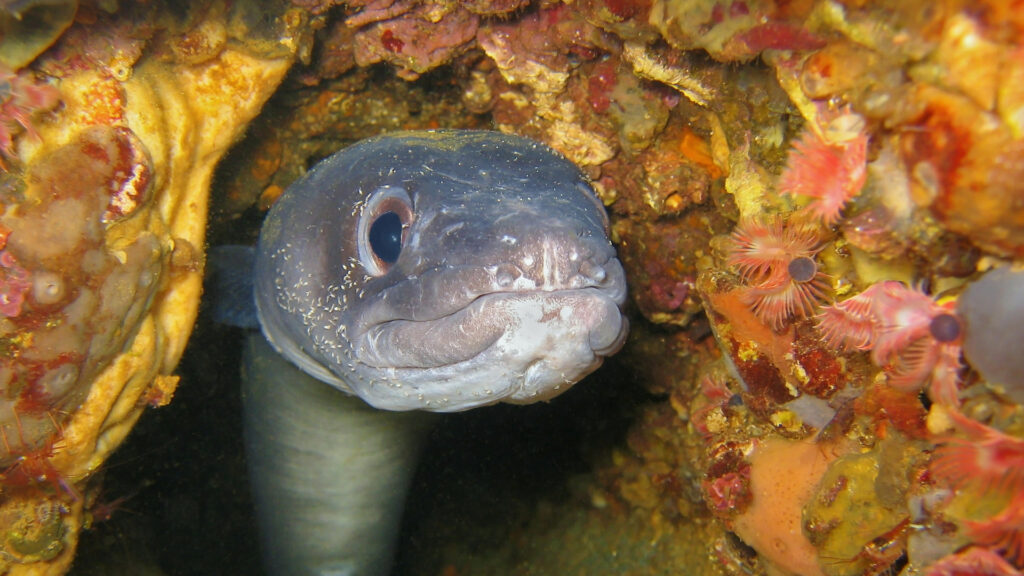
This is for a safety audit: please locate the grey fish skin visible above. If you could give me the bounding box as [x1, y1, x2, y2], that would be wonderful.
[243, 334, 433, 576]
[244, 130, 629, 576]
[255, 130, 629, 412]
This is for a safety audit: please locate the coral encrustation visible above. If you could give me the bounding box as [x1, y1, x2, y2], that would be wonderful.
[0, 126, 158, 474]
[0, 2, 301, 573]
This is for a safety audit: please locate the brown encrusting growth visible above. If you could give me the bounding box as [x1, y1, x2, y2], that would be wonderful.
[3, 0, 1023, 574]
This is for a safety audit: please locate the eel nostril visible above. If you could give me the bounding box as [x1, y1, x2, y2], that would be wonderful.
[580, 259, 606, 283]
[494, 263, 520, 288]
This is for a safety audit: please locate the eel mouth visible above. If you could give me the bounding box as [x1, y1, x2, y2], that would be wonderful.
[342, 236, 629, 411]
[349, 286, 628, 412]
[354, 286, 627, 369]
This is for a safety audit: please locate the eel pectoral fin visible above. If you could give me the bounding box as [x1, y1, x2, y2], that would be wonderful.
[206, 245, 260, 330]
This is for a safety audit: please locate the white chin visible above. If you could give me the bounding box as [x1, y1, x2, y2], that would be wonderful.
[357, 289, 627, 412]
[494, 289, 627, 404]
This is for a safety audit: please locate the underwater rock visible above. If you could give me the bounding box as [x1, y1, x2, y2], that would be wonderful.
[649, 0, 824, 62]
[0, 3, 299, 573]
[804, 435, 926, 576]
[897, 84, 1024, 258]
[0, 126, 159, 470]
[54, 1, 1024, 575]
[0, 68, 60, 161]
[350, 1, 479, 80]
[0, 0, 77, 70]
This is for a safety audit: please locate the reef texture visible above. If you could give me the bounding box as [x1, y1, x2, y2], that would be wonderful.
[0, 1, 298, 573]
[13, 0, 1024, 574]
[208, 0, 1024, 575]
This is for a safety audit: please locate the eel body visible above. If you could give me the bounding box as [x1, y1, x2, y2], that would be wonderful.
[242, 130, 628, 575]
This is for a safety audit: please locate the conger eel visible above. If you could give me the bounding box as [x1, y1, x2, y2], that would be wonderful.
[232, 130, 628, 575]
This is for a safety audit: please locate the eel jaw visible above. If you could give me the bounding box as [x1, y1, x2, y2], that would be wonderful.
[350, 285, 628, 412]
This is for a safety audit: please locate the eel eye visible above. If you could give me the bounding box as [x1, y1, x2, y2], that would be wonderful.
[358, 186, 414, 276]
[369, 212, 403, 264]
